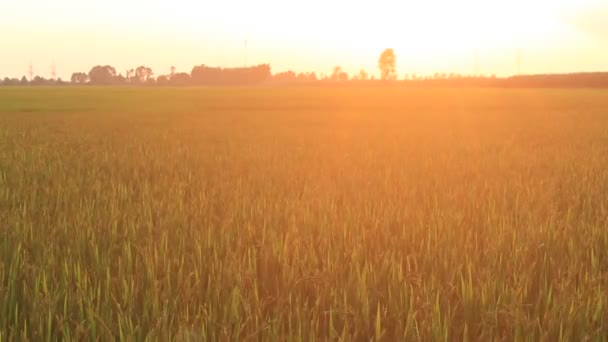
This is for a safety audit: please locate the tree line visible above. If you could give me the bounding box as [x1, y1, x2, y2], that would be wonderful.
[2, 49, 608, 87]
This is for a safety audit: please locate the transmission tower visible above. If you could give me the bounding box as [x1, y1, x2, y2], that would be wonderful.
[28, 63, 34, 81]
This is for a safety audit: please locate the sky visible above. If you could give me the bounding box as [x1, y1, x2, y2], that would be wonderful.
[1, 0, 607, 79]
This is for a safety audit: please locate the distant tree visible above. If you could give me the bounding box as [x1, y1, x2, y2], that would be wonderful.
[115, 74, 126, 84]
[126, 69, 135, 82]
[191, 64, 271, 85]
[20, 76, 28, 85]
[274, 71, 297, 82]
[71, 72, 89, 84]
[355, 69, 369, 81]
[331, 66, 348, 82]
[171, 72, 190, 85]
[157, 75, 169, 85]
[378, 48, 397, 81]
[331, 66, 341, 80]
[135, 66, 154, 83]
[2, 77, 19, 86]
[89, 65, 117, 84]
[32, 76, 47, 85]
[294, 72, 318, 82]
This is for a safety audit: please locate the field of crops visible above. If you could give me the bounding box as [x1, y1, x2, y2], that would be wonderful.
[1, 87, 607, 340]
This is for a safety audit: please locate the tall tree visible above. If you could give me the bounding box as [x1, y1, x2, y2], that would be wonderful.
[378, 49, 397, 81]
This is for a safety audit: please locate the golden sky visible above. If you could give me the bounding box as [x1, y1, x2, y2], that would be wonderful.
[1, 0, 607, 79]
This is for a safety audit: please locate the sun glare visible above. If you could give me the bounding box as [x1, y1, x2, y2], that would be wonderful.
[0, 0, 603, 77]
[182, 0, 578, 74]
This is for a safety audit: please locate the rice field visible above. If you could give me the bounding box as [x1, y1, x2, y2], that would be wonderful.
[1, 86, 607, 340]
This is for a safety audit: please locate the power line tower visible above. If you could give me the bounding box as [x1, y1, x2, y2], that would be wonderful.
[28, 63, 34, 81]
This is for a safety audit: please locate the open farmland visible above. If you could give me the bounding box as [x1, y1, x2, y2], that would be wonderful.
[1, 87, 608, 340]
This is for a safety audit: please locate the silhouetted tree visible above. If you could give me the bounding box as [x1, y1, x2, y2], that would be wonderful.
[171, 72, 190, 85]
[115, 74, 126, 84]
[0, 77, 20, 86]
[274, 71, 297, 82]
[135, 66, 154, 83]
[20, 76, 28, 85]
[31, 76, 48, 85]
[378, 49, 397, 81]
[89, 65, 117, 84]
[156, 75, 169, 85]
[331, 66, 348, 82]
[191, 64, 271, 85]
[355, 69, 369, 81]
[71, 72, 89, 84]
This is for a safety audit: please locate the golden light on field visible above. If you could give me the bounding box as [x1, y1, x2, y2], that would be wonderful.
[0, 0, 607, 77]
[3, 86, 608, 339]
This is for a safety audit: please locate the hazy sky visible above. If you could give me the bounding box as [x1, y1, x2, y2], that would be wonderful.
[1, 0, 607, 79]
